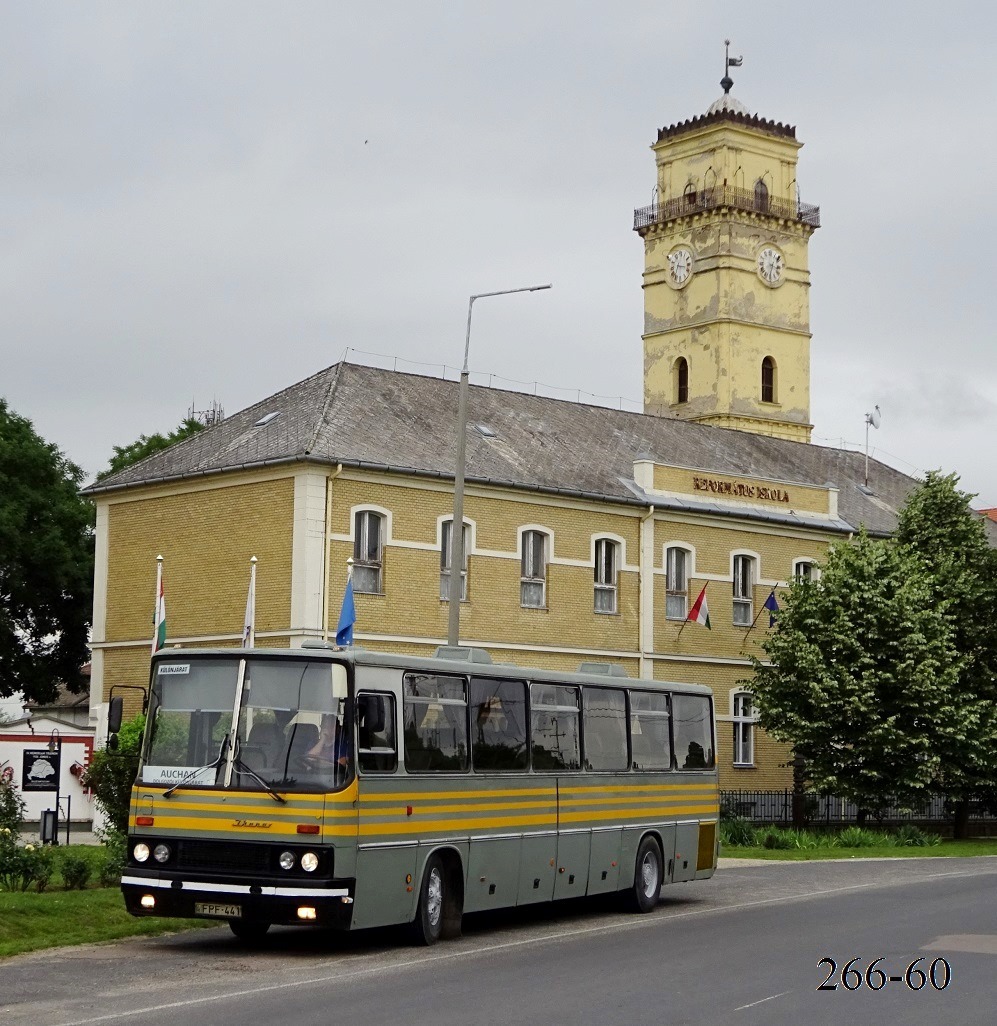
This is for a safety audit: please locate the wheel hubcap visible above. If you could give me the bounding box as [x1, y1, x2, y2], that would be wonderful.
[641, 852, 658, 898]
[426, 868, 443, 927]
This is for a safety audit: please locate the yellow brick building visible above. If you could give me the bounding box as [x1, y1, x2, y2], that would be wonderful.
[84, 82, 919, 789]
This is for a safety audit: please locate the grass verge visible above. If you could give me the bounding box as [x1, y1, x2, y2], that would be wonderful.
[0, 887, 215, 959]
[721, 838, 997, 860]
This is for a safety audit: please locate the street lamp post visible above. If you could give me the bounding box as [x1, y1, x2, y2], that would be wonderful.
[447, 284, 551, 646]
[47, 729, 62, 847]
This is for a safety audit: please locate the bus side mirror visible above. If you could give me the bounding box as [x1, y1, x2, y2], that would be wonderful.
[107, 696, 123, 737]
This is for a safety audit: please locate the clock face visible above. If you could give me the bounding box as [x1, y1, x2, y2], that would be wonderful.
[757, 247, 784, 285]
[668, 248, 694, 285]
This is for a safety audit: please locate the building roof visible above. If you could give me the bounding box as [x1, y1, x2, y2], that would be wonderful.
[84, 362, 934, 538]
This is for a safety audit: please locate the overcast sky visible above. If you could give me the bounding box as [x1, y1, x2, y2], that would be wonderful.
[3, 2, 995, 507]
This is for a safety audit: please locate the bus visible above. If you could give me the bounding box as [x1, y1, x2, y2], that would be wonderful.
[119, 643, 719, 943]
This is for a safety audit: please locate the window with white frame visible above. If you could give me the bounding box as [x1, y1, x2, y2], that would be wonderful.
[732, 554, 754, 626]
[794, 560, 816, 582]
[733, 692, 755, 765]
[353, 510, 384, 594]
[666, 546, 689, 619]
[521, 530, 548, 608]
[594, 538, 618, 614]
[440, 520, 470, 601]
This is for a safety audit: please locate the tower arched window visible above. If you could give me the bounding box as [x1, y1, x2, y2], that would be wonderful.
[754, 178, 769, 213]
[761, 356, 776, 404]
[674, 357, 689, 405]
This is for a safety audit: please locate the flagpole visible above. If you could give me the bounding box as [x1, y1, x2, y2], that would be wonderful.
[151, 555, 164, 654]
[244, 556, 257, 648]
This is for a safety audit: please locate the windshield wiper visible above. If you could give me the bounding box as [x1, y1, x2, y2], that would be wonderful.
[163, 735, 230, 798]
[232, 741, 287, 804]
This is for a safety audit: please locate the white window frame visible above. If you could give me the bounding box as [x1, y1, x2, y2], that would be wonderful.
[520, 529, 549, 609]
[793, 558, 818, 582]
[665, 545, 690, 620]
[593, 538, 618, 614]
[733, 692, 756, 766]
[732, 553, 755, 626]
[353, 509, 385, 594]
[440, 520, 471, 602]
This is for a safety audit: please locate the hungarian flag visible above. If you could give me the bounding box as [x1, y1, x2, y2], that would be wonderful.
[242, 558, 257, 647]
[152, 560, 167, 653]
[687, 584, 711, 629]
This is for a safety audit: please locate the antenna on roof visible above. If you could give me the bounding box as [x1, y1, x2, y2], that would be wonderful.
[864, 405, 881, 487]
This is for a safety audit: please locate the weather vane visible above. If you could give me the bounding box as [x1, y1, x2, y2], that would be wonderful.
[722, 38, 743, 94]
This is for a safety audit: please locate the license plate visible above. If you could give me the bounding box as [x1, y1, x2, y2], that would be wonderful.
[194, 902, 242, 918]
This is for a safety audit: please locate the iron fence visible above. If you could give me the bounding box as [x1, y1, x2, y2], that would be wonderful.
[720, 790, 992, 826]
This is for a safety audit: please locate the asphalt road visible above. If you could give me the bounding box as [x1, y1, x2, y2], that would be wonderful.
[3, 857, 996, 1026]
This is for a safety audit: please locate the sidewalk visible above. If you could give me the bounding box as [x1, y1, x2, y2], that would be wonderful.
[19, 825, 101, 846]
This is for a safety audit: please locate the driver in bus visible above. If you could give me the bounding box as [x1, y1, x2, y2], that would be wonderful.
[307, 714, 351, 773]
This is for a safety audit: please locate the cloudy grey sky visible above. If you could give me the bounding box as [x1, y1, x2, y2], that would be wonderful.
[3, 2, 995, 506]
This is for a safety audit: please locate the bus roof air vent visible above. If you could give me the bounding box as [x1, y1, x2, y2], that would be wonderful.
[578, 662, 629, 677]
[434, 645, 493, 664]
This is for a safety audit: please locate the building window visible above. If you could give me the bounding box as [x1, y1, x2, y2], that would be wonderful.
[594, 538, 618, 614]
[521, 530, 548, 608]
[674, 357, 689, 405]
[666, 546, 689, 619]
[440, 520, 470, 601]
[794, 560, 816, 582]
[683, 183, 697, 207]
[754, 178, 769, 213]
[353, 510, 384, 594]
[733, 554, 754, 626]
[761, 356, 776, 403]
[733, 692, 755, 766]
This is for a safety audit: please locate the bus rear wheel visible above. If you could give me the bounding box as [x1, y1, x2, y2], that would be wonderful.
[412, 854, 448, 945]
[630, 836, 663, 914]
[229, 920, 271, 943]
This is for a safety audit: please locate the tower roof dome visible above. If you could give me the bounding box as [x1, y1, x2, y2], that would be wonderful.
[706, 92, 750, 116]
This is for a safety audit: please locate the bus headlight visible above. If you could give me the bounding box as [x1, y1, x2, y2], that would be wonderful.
[133, 843, 150, 863]
[279, 851, 296, 871]
[153, 843, 172, 864]
[300, 852, 319, 873]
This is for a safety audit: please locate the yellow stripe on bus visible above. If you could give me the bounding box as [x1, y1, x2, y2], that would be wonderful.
[128, 814, 357, 837]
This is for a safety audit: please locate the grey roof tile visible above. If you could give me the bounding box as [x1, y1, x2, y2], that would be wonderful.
[84, 362, 922, 535]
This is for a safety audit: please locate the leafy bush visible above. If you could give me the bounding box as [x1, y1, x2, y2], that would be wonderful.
[82, 714, 144, 833]
[760, 828, 795, 850]
[97, 829, 127, 887]
[59, 852, 92, 890]
[720, 818, 756, 847]
[0, 778, 26, 834]
[834, 826, 880, 848]
[28, 845, 55, 892]
[891, 824, 941, 847]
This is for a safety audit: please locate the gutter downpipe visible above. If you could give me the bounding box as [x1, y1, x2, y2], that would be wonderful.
[322, 464, 343, 642]
[639, 504, 655, 679]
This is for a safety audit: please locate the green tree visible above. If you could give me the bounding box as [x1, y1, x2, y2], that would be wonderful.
[96, 417, 203, 481]
[82, 714, 145, 834]
[895, 471, 997, 835]
[749, 530, 963, 820]
[0, 399, 93, 702]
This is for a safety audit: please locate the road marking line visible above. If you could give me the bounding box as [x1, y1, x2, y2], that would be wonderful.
[735, 991, 789, 1011]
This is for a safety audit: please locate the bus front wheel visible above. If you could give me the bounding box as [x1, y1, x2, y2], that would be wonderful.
[412, 854, 446, 945]
[630, 836, 663, 914]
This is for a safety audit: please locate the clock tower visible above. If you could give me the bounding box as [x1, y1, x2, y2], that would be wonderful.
[635, 63, 820, 443]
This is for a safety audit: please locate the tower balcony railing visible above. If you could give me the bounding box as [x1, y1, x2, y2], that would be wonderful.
[634, 185, 820, 231]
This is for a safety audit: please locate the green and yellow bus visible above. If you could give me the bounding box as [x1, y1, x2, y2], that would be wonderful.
[120, 644, 719, 943]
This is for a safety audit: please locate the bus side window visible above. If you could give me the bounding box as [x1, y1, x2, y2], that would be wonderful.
[357, 693, 398, 773]
[582, 688, 628, 771]
[672, 694, 715, 770]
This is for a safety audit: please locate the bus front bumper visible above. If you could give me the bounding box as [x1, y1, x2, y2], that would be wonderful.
[121, 872, 355, 928]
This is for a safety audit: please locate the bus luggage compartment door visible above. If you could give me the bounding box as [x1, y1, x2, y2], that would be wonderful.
[672, 822, 699, 883]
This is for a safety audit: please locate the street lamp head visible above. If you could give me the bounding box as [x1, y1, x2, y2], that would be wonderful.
[47, 728, 61, 752]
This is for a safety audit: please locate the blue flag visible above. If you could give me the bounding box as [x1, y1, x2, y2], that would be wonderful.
[335, 577, 356, 646]
[764, 589, 780, 627]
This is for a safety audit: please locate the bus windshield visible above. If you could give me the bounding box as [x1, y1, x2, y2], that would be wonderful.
[141, 656, 351, 792]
